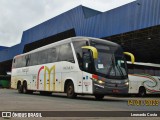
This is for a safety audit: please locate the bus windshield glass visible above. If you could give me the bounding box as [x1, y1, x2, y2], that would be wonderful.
[91, 40, 128, 79]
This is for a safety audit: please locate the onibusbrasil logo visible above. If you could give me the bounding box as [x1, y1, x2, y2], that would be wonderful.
[2, 112, 42, 118]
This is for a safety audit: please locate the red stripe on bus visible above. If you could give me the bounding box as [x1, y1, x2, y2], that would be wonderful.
[37, 66, 44, 89]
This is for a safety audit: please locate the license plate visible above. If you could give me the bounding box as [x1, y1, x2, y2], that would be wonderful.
[112, 89, 119, 93]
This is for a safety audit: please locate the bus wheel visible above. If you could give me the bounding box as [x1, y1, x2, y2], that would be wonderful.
[18, 83, 23, 93]
[66, 82, 77, 98]
[22, 82, 28, 94]
[95, 94, 104, 100]
[138, 87, 146, 97]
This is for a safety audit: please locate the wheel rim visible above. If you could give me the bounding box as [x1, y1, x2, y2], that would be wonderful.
[23, 86, 27, 93]
[140, 89, 145, 96]
[23, 87, 25, 93]
[18, 84, 21, 92]
[68, 85, 73, 96]
[141, 91, 145, 96]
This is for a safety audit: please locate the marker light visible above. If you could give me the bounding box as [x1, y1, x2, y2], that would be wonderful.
[92, 74, 98, 80]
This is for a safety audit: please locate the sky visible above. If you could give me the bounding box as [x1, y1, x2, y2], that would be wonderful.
[0, 0, 135, 47]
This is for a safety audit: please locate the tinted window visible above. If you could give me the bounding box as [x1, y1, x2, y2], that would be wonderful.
[25, 55, 30, 66]
[73, 41, 87, 57]
[20, 56, 27, 67]
[47, 47, 58, 63]
[13, 44, 74, 67]
[14, 56, 26, 68]
[12, 58, 16, 68]
[128, 69, 134, 74]
[145, 69, 154, 76]
[29, 53, 38, 66]
[155, 70, 160, 76]
[134, 69, 145, 74]
[73, 41, 87, 69]
[38, 50, 48, 64]
[59, 43, 74, 62]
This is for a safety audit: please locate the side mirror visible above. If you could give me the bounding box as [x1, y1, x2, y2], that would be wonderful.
[81, 46, 98, 59]
[123, 52, 135, 64]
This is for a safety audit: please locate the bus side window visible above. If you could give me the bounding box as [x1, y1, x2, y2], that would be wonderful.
[15, 57, 25, 68]
[47, 47, 58, 63]
[38, 50, 48, 64]
[72, 41, 87, 69]
[21, 56, 27, 67]
[128, 69, 134, 74]
[25, 55, 30, 66]
[145, 69, 154, 76]
[59, 43, 74, 63]
[155, 69, 160, 76]
[29, 53, 38, 66]
[12, 58, 16, 68]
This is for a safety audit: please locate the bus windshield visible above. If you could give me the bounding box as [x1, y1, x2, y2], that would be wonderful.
[91, 41, 128, 79]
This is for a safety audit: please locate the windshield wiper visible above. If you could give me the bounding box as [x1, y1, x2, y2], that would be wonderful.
[117, 64, 124, 78]
[106, 54, 117, 77]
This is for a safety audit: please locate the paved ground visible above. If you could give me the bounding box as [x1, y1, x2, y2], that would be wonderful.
[0, 89, 160, 120]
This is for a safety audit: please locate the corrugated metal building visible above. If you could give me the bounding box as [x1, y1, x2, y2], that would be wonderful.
[0, 46, 8, 51]
[0, 0, 160, 74]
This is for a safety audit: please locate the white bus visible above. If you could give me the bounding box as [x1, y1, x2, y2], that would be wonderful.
[11, 37, 134, 100]
[128, 62, 160, 96]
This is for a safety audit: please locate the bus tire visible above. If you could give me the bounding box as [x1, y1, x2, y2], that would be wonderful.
[138, 87, 146, 97]
[95, 94, 104, 100]
[22, 82, 28, 94]
[17, 83, 23, 93]
[66, 82, 77, 98]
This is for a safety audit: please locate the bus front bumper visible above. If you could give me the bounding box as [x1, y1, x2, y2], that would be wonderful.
[93, 83, 129, 95]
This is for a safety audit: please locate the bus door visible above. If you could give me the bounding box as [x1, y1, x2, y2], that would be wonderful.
[82, 49, 95, 93]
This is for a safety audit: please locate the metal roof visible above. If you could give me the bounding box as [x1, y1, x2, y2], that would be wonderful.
[0, 46, 8, 51]
[0, 0, 160, 62]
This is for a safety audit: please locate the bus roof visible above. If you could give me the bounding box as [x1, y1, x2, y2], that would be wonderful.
[14, 36, 119, 58]
[127, 61, 160, 68]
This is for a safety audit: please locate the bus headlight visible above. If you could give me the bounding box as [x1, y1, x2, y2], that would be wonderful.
[125, 82, 129, 86]
[98, 80, 105, 84]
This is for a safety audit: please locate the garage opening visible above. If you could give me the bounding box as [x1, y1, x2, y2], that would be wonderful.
[23, 29, 76, 53]
[103, 25, 160, 64]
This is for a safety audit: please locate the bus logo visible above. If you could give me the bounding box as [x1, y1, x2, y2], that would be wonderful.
[2, 112, 11, 118]
[37, 65, 55, 90]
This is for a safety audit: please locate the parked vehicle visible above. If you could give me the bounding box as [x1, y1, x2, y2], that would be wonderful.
[11, 37, 134, 99]
[128, 62, 160, 96]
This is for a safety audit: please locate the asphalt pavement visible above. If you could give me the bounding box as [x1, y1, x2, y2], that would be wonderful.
[0, 89, 160, 120]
